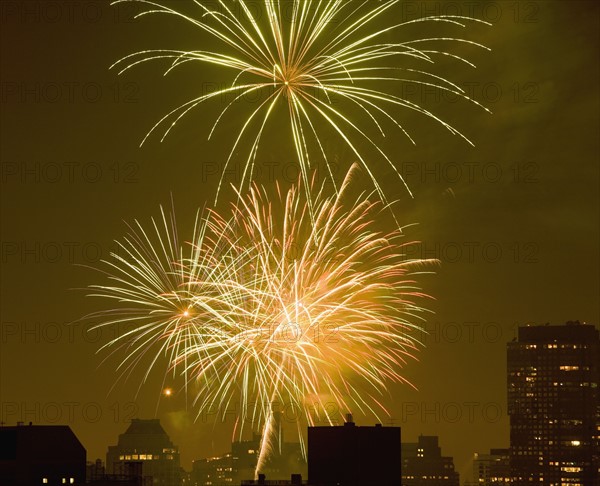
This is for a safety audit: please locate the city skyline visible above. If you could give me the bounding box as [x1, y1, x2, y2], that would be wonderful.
[1, 414, 458, 485]
[1, 1, 599, 484]
[3, 321, 598, 484]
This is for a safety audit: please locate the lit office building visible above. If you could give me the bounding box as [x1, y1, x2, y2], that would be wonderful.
[472, 448, 510, 484]
[106, 418, 181, 486]
[192, 453, 234, 486]
[507, 321, 600, 485]
[192, 426, 304, 486]
[401, 435, 459, 486]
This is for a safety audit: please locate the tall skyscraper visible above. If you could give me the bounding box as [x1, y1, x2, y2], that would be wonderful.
[401, 435, 459, 486]
[106, 418, 182, 486]
[507, 321, 600, 485]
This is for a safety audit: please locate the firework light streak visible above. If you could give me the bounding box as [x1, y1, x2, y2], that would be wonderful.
[84, 206, 217, 402]
[111, 0, 490, 204]
[87, 166, 435, 473]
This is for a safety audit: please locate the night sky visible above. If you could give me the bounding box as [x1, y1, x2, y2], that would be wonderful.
[1, 1, 598, 482]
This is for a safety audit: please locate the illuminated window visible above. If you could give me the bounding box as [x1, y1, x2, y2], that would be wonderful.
[62, 480, 66, 484]
[571, 440, 581, 446]
[132, 454, 139, 460]
[70, 479, 75, 485]
[139, 454, 147, 460]
[125, 455, 131, 460]
[247, 449, 255, 454]
[42, 480, 48, 484]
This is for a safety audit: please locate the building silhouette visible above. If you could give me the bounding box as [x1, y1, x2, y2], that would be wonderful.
[472, 448, 510, 485]
[106, 418, 181, 486]
[231, 432, 262, 482]
[87, 458, 106, 481]
[307, 415, 401, 486]
[401, 435, 459, 485]
[191, 426, 305, 486]
[507, 321, 600, 484]
[192, 452, 234, 485]
[240, 473, 304, 485]
[0, 423, 86, 486]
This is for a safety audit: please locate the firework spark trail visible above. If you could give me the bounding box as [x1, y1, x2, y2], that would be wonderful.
[83, 205, 227, 403]
[184, 164, 436, 469]
[111, 0, 490, 205]
[86, 166, 436, 473]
